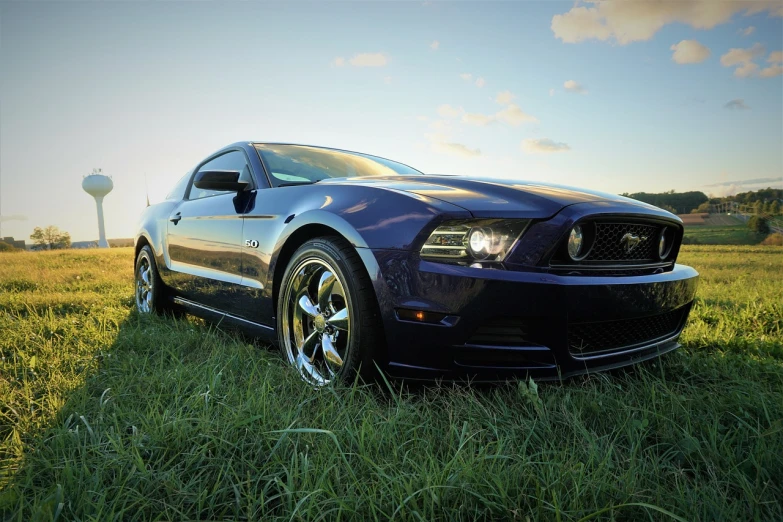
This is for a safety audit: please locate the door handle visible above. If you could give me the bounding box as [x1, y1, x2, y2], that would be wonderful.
[169, 212, 182, 225]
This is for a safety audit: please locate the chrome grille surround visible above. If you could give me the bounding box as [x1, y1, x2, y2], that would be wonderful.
[550, 218, 682, 270]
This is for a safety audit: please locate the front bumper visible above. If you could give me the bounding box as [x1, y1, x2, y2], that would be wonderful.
[362, 249, 699, 381]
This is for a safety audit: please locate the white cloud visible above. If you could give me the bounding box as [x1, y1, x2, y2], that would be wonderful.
[521, 138, 571, 154]
[437, 104, 463, 118]
[460, 73, 473, 81]
[759, 51, 783, 77]
[721, 44, 767, 77]
[735, 62, 760, 78]
[430, 40, 440, 50]
[563, 80, 587, 94]
[348, 53, 388, 67]
[428, 120, 453, 133]
[433, 142, 481, 157]
[705, 177, 783, 197]
[760, 65, 783, 78]
[721, 43, 765, 67]
[670, 40, 711, 64]
[441, 99, 537, 127]
[462, 113, 495, 126]
[333, 57, 345, 67]
[0, 214, 27, 222]
[741, 26, 756, 36]
[383, 76, 393, 84]
[551, 1, 783, 45]
[495, 104, 538, 126]
[549, 88, 555, 97]
[724, 99, 750, 110]
[426, 134, 481, 157]
[475, 77, 486, 88]
[495, 90, 516, 105]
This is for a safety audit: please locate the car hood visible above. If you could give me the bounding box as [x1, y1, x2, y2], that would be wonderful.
[318, 175, 661, 218]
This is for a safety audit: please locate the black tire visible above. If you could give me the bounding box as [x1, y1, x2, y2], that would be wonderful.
[277, 236, 385, 385]
[134, 245, 172, 315]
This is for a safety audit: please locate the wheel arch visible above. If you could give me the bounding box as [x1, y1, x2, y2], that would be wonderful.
[271, 222, 373, 308]
[134, 234, 152, 267]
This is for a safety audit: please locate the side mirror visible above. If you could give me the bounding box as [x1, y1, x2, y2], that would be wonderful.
[193, 170, 249, 192]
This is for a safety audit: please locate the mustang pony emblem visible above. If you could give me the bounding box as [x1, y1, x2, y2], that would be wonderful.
[620, 232, 647, 253]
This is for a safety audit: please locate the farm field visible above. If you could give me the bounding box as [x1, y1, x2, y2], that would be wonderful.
[682, 225, 768, 245]
[1, 246, 782, 521]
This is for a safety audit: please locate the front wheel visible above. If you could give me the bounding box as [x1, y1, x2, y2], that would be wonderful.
[135, 245, 169, 314]
[277, 237, 383, 385]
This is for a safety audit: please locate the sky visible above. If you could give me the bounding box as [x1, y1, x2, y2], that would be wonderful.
[1, 1, 782, 242]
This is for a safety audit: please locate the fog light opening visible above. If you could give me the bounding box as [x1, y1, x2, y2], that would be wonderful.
[568, 225, 585, 260]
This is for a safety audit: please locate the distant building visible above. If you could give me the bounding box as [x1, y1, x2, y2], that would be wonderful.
[1, 236, 27, 250]
[71, 241, 99, 249]
[71, 238, 133, 249]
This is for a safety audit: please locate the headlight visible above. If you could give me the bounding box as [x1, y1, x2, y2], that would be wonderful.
[567, 225, 584, 260]
[420, 219, 529, 262]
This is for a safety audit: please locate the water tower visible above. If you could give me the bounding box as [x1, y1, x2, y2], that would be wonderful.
[82, 168, 113, 248]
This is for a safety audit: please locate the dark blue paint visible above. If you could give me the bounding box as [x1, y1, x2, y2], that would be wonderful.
[136, 142, 699, 381]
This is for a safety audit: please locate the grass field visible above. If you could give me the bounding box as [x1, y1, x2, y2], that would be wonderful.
[1, 247, 782, 521]
[683, 225, 768, 245]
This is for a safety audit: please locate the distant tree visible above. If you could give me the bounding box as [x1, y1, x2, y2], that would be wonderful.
[0, 242, 19, 252]
[30, 226, 71, 250]
[771, 201, 781, 216]
[692, 202, 711, 214]
[761, 232, 783, 246]
[753, 201, 763, 215]
[748, 216, 770, 234]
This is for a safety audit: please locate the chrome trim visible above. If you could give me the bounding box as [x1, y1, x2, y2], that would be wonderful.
[421, 219, 530, 263]
[549, 261, 673, 270]
[172, 297, 274, 331]
[430, 229, 469, 235]
[569, 332, 681, 361]
[169, 261, 244, 285]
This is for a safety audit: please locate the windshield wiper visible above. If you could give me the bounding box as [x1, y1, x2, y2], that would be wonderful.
[277, 180, 323, 187]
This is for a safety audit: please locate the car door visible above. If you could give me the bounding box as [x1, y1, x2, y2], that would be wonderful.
[166, 149, 254, 314]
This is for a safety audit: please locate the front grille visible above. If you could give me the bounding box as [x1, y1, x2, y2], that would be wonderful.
[568, 306, 688, 357]
[586, 223, 660, 262]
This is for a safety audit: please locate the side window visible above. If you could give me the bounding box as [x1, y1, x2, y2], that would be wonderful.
[166, 171, 192, 200]
[188, 150, 252, 200]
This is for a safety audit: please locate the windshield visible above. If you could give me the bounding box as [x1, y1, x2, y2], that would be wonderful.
[254, 144, 421, 186]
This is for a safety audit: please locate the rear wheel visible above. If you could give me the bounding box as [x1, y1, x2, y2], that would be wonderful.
[277, 237, 383, 385]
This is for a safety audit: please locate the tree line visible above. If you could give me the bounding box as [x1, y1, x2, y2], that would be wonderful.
[620, 190, 709, 214]
[622, 187, 782, 215]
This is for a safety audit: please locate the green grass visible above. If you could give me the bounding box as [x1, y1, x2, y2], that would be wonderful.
[1, 246, 782, 521]
[683, 225, 767, 245]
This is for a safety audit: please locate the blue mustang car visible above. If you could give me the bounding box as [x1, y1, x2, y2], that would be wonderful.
[135, 142, 699, 384]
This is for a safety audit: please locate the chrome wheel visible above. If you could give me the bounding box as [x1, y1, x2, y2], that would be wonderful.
[135, 254, 154, 313]
[281, 258, 351, 385]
